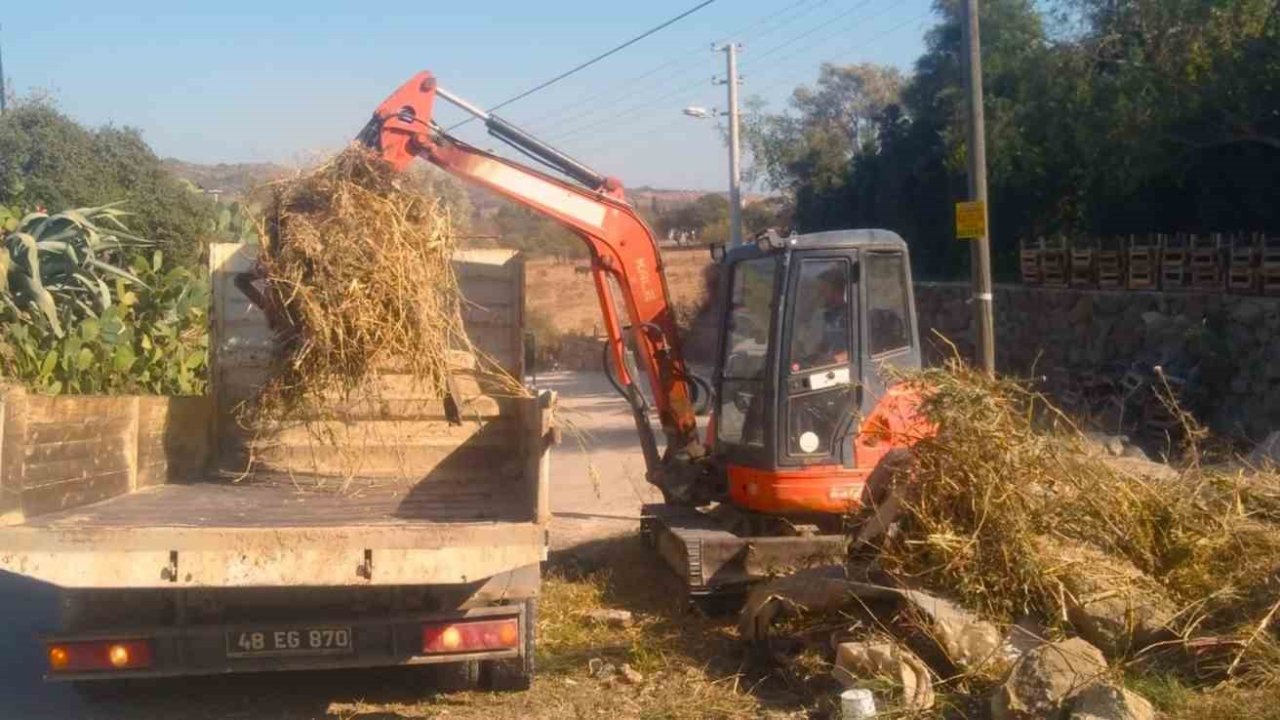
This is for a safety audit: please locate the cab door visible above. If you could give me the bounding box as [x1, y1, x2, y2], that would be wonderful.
[777, 252, 860, 467]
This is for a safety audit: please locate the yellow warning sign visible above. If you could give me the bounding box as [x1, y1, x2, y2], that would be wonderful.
[955, 201, 987, 239]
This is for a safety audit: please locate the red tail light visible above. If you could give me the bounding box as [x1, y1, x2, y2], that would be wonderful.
[47, 640, 153, 672]
[422, 618, 519, 654]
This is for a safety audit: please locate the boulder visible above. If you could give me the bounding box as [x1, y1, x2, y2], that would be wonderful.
[1041, 541, 1177, 657]
[1069, 682, 1154, 720]
[1231, 299, 1265, 325]
[991, 638, 1108, 720]
[1248, 431, 1280, 469]
[833, 637, 935, 711]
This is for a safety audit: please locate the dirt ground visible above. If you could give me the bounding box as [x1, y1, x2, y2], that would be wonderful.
[0, 371, 796, 720]
[525, 249, 713, 337]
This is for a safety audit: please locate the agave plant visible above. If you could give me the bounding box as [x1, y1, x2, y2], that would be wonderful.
[1, 203, 153, 337]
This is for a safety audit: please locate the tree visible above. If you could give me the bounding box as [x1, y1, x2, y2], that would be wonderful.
[654, 193, 732, 244]
[0, 99, 217, 269]
[744, 63, 905, 193]
[743, 0, 1280, 280]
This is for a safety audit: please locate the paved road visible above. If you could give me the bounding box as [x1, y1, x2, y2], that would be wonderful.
[0, 370, 662, 718]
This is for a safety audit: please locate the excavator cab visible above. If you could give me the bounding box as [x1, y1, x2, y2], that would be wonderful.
[708, 230, 923, 517]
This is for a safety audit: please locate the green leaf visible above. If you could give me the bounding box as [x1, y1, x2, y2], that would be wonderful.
[87, 258, 149, 288]
[39, 349, 57, 378]
[76, 347, 94, 370]
[112, 345, 136, 372]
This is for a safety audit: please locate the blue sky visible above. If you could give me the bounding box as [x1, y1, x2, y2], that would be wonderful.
[3, 0, 937, 190]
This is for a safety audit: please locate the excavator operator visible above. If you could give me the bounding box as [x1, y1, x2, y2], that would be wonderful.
[793, 265, 851, 372]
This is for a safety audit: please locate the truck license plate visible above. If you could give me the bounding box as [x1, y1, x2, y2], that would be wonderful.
[226, 627, 354, 657]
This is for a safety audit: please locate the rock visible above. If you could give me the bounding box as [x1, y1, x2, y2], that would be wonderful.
[738, 566, 899, 642]
[588, 658, 617, 681]
[586, 609, 633, 628]
[833, 637, 935, 711]
[1231, 299, 1265, 325]
[1069, 682, 1155, 720]
[1120, 444, 1150, 462]
[1040, 540, 1177, 657]
[1140, 311, 1170, 335]
[1230, 375, 1251, 394]
[619, 663, 644, 685]
[896, 588, 1011, 675]
[991, 638, 1108, 720]
[1248, 431, 1280, 469]
[1083, 433, 1127, 458]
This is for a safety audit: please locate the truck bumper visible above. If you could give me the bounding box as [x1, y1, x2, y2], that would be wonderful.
[44, 604, 529, 681]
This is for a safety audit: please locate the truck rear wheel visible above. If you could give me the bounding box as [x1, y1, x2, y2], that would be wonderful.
[481, 598, 536, 691]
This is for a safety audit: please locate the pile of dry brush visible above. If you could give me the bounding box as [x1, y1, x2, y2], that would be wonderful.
[244, 146, 475, 427]
[870, 361, 1280, 687]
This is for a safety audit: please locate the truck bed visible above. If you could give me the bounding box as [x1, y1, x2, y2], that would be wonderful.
[0, 246, 550, 590]
[20, 473, 529, 530]
[0, 471, 544, 589]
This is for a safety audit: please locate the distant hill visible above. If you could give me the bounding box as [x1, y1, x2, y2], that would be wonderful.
[162, 159, 293, 197]
[630, 186, 770, 211]
[164, 158, 765, 211]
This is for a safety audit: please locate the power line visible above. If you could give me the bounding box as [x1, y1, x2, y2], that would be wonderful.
[448, 0, 720, 130]
[560, 10, 932, 159]
[743, 10, 931, 96]
[521, 0, 831, 135]
[742, 0, 877, 67]
[543, 0, 907, 145]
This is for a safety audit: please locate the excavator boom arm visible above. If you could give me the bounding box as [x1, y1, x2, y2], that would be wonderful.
[360, 72, 705, 488]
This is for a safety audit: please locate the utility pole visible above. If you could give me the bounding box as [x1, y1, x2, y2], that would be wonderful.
[715, 43, 744, 247]
[961, 0, 995, 374]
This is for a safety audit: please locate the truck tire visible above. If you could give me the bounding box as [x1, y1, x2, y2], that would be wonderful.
[436, 659, 481, 692]
[481, 599, 535, 691]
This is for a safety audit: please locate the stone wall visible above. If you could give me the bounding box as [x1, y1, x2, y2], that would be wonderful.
[913, 283, 1280, 439]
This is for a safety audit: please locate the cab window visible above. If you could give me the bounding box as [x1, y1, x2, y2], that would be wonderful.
[865, 252, 910, 355]
[788, 259, 852, 373]
[717, 257, 777, 447]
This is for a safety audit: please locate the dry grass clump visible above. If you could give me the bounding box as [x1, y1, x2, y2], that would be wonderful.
[871, 360, 1280, 682]
[246, 146, 472, 425]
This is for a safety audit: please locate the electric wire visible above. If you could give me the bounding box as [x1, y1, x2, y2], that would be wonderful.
[520, 0, 836, 135]
[447, 0, 720, 131]
[541, 0, 911, 145]
[558, 9, 932, 160]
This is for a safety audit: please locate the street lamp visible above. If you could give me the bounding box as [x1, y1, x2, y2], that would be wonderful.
[682, 104, 743, 247]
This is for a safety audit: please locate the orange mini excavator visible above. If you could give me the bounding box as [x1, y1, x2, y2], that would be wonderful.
[359, 72, 933, 598]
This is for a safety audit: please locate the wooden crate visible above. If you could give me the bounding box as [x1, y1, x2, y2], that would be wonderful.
[1189, 233, 1224, 290]
[1161, 233, 1190, 291]
[1069, 237, 1098, 288]
[1228, 233, 1261, 294]
[1020, 237, 1042, 285]
[1041, 236, 1069, 287]
[1263, 235, 1280, 296]
[1097, 236, 1125, 288]
[1127, 234, 1160, 290]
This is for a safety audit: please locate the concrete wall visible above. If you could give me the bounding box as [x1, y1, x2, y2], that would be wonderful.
[0, 388, 212, 523]
[913, 283, 1280, 438]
